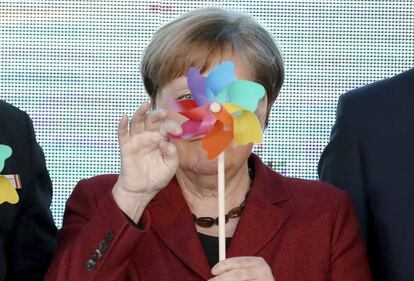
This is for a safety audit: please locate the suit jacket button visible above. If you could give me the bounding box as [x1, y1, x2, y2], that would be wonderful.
[92, 249, 102, 261]
[106, 230, 114, 241]
[86, 259, 96, 271]
[99, 240, 109, 252]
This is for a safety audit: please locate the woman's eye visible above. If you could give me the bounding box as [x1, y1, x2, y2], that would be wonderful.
[177, 93, 193, 101]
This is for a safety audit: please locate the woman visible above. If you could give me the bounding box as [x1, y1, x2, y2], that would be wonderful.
[46, 8, 372, 281]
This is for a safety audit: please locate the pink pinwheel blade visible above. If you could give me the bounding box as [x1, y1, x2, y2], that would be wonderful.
[177, 117, 216, 139]
[170, 104, 217, 140]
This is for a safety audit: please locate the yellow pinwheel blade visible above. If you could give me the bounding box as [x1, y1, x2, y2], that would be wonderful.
[222, 102, 243, 114]
[0, 176, 19, 204]
[223, 103, 263, 145]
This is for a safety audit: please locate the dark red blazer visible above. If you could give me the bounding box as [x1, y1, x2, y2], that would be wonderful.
[46, 154, 372, 281]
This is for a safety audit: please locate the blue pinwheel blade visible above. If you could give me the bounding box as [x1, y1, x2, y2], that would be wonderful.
[206, 61, 236, 96]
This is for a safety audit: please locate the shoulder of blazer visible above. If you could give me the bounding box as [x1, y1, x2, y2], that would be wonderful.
[0, 101, 29, 131]
[283, 176, 348, 209]
[342, 67, 414, 107]
[71, 174, 119, 203]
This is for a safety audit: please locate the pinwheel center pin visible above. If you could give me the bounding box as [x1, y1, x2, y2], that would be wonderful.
[209, 102, 221, 113]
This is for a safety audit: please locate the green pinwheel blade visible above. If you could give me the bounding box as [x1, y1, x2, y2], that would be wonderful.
[0, 145, 12, 172]
[226, 80, 266, 112]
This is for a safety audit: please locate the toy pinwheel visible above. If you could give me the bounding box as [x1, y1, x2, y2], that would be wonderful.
[170, 61, 266, 261]
[0, 144, 19, 204]
[171, 61, 266, 159]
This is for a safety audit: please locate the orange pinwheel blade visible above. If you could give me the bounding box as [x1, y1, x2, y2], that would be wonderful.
[212, 104, 233, 130]
[202, 121, 233, 160]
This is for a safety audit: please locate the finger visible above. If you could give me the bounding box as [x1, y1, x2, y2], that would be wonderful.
[159, 140, 175, 155]
[158, 141, 179, 174]
[118, 115, 129, 146]
[129, 101, 151, 135]
[211, 257, 259, 275]
[132, 131, 166, 150]
[144, 109, 168, 132]
[120, 132, 165, 157]
[159, 120, 182, 138]
[209, 269, 254, 281]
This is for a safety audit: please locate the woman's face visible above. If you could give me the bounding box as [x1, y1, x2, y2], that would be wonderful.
[156, 53, 268, 176]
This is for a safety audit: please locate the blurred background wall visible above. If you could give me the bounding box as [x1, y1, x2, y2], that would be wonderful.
[1, 0, 413, 227]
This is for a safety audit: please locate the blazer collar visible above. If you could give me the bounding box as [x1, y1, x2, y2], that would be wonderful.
[148, 153, 291, 279]
[227, 154, 291, 257]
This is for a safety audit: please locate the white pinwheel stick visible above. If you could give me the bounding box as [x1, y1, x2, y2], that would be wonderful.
[218, 152, 226, 261]
[209, 102, 226, 261]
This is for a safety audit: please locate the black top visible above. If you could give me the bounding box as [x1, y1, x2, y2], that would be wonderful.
[198, 233, 232, 268]
[0, 101, 57, 281]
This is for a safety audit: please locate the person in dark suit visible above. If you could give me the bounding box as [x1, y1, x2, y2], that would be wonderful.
[319, 67, 414, 281]
[0, 101, 57, 280]
[46, 8, 371, 280]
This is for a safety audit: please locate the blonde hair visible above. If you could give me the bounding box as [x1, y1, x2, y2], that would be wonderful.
[141, 7, 284, 125]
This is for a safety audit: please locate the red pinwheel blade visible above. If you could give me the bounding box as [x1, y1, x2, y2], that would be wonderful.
[168, 98, 197, 112]
[177, 100, 197, 111]
[180, 104, 213, 121]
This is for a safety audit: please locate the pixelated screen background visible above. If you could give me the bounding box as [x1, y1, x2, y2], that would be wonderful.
[1, 1, 413, 227]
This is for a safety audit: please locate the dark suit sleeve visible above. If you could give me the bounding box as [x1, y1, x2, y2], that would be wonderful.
[318, 94, 369, 244]
[7, 113, 57, 280]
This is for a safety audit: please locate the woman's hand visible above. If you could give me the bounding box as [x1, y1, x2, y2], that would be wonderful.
[209, 257, 275, 281]
[112, 102, 182, 223]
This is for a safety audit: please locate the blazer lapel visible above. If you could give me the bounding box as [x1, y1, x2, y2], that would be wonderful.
[148, 154, 291, 277]
[149, 178, 212, 280]
[227, 155, 291, 258]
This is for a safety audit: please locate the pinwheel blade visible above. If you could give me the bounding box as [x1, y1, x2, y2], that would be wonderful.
[180, 104, 214, 121]
[173, 99, 197, 112]
[202, 121, 233, 160]
[232, 111, 263, 145]
[226, 80, 265, 112]
[206, 61, 236, 96]
[212, 104, 233, 129]
[0, 145, 12, 171]
[170, 104, 217, 140]
[0, 176, 19, 204]
[222, 103, 263, 145]
[171, 118, 216, 140]
[188, 67, 214, 106]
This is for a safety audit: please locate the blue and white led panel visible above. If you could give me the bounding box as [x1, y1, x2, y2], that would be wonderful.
[1, 0, 413, 227]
